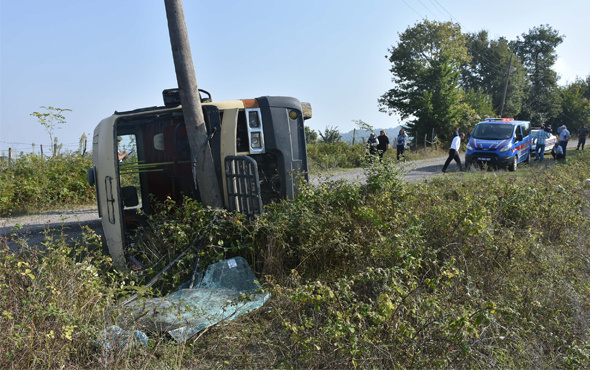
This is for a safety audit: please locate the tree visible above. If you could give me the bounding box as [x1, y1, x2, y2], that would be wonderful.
[512, 25, 564, 125]
[461, 31, 527, 118]
[379, 20, 471, 143]
[556, 79, 590, 132]
[352, 119, 373, 133]
[304, 125, 318, 144]
[319, 126, 342, 143]
[455, 89, 495, 133]
[30, 106, 71, 156]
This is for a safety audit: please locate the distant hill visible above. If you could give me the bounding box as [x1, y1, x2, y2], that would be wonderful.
[340, 126, 404, 144]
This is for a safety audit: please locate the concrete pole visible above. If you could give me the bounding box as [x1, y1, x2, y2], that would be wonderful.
[164, 0, 223, 208]
[499, 54, 513, 118]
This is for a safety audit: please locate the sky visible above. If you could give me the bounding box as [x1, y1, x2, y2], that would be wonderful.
[1, 0, 589, 154]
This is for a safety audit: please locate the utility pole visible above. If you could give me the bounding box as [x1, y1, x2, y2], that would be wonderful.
[164, 0, 223, 208]
[499, 54, 513, 118]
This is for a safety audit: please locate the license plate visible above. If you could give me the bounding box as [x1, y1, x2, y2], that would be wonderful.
[478, 158, 491, 161]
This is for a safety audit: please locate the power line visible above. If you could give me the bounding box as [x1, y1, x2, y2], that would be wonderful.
[416, 0, 438, 19]
[399, 0, 424, 18]
[397, 0, 511, 79]
[431, 0, 458, 23]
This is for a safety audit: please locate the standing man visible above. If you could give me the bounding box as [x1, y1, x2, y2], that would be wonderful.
[535, 126, 550, 162]
[442, 132, 464, 173]
[558, 125, 571, 158]
[367, 133, 379, 161]
[576, 125, 588, 150]
[377, 130, 390, 162]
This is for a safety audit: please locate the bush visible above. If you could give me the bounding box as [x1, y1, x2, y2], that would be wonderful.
[307, 142, 367, 170]
[0, 154, 94, 216]
[2, 151, 590, 368]
[0, 230, 122, 368]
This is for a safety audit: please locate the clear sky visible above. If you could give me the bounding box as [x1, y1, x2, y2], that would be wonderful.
[1, 0, 589, 154]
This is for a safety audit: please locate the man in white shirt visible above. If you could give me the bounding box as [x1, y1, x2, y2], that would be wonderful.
[558, 125, 571, 158]
[442, 132, 464, 173]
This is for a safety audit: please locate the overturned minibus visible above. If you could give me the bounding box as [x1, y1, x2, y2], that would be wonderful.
[87, 89, 311, 269]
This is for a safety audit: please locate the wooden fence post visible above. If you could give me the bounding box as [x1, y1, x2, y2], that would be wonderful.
[8, 148, 12, 166]
[431, 129, 435, 152]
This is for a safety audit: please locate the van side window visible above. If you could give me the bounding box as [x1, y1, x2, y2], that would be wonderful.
[522, 123, 530, 136]
[514, 126, 523, 141]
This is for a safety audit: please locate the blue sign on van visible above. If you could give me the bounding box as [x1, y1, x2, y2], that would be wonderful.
[465, 118, 531, 171]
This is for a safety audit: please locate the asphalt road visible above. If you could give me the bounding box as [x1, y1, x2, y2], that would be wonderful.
[1, 208, 102, 251]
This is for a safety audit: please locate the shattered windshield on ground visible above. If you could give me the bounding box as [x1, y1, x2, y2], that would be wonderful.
[101, 257, 269, 348]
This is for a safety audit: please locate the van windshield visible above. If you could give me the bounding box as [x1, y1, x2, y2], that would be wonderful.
[472, 123, 514, 140]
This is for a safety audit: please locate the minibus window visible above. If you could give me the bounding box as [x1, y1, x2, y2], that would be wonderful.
[117, 134, 142, 210]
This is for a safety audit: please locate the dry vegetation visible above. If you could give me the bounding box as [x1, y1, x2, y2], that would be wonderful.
[2, 149, 590, 368]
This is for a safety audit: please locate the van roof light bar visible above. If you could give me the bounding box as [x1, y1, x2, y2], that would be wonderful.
[484, 118, 514, 122]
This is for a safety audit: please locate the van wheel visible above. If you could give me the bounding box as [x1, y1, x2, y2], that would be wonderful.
[525, 152, 531, 165]
[509, 157, 517, 171]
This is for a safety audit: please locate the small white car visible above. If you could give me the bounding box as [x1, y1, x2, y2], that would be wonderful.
[530, 128, 557, 158]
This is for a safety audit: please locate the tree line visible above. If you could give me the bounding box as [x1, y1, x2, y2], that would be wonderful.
[377, 20, 590, 144]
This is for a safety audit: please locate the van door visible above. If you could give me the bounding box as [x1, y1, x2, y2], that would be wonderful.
[514, 125, 528, 163]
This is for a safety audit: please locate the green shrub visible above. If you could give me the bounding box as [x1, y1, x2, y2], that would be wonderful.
[0, 154, 94, 216]
[2, 150, 590, 368]
[307, 142, 367, 170]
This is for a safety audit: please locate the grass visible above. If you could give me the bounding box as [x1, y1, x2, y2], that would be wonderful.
[2, 147, 590, 368]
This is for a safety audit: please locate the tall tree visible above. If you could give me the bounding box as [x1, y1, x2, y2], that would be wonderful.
[584, 75, 590, 100]
[512, 25, 564, 125]
[379, 20, 471, 143]
[461, 31, 527, 118]
[556, 79, 590, 132]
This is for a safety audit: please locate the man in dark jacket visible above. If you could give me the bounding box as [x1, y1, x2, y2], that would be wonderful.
[576, 126, 588, 150]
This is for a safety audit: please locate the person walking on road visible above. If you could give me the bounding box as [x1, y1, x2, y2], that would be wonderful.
[377, 130, 390, 162]
[396, 129, 407, 161]
[576, 125, 588, 150]
[558, 125, 571, 158]
[442, 132, 464, 173]
[367, 133, 379, 162]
